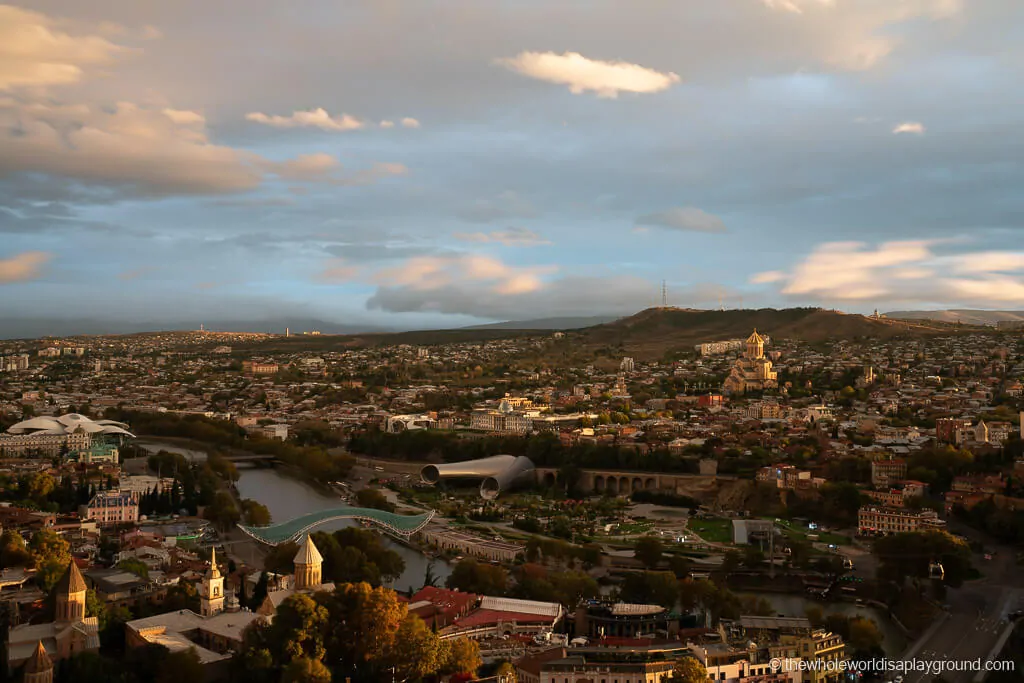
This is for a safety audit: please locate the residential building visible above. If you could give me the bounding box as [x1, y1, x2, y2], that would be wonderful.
[79, 491, 139, 526]
[870, 459, 907, 488]
[857, 505, 945, 535]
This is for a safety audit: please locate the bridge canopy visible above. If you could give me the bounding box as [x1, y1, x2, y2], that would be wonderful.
[237, 506, 434, 545]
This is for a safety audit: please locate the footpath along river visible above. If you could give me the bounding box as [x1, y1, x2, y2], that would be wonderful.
[137, 440, 451, 592]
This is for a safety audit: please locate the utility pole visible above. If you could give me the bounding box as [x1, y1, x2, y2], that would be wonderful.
[662, 280, 668, 307]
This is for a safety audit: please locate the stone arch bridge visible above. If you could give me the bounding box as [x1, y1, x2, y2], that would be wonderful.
[532, 467, 729, 496]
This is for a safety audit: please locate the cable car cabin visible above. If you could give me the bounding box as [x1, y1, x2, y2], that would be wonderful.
[929, 561, 945, 580]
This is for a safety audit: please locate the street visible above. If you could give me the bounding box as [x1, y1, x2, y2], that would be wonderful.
[900, 523, 1023, 683]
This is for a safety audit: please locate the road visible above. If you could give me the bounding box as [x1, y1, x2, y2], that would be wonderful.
[900, 523, 1023, 683]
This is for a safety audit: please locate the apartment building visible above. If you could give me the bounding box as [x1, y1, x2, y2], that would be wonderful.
[857, 505, 944, 536]
[80, 491, 140, 526]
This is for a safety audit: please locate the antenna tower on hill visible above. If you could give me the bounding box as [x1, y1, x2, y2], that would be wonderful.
[661, 280, 668, 307]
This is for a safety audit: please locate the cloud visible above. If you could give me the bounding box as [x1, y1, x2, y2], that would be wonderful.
[246, 108, 365, 131]
[315, 259, 360, 283]
[367, 265, 658, 319]
[379, 120, 395, 128]
[401, 117, 421, 128]
[264, 153, 340, 181]
[635, 207, 727, 233]
[452, 227, 550, 246]
[0, 251, 51, 283]
[892, 121, 926, 135]
[118, 266, 157, 281]
[0, 100, 264, 196]
[163, 109, 205, 125]
[762, 0, 835, 14]
[749, 270, 786, 284]
[752, 240, 1024, 305]
[456, 191, 537, 223]
[497, 51, 680, 98]
[0, 5, 126, 90]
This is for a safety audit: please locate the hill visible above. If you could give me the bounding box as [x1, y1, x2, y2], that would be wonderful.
[885, 309, 1024, 326]
[462, 315, 620, 330]
[560, 307, 968, 359]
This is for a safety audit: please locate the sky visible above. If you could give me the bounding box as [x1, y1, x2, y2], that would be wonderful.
[3, 0, 1024, 332]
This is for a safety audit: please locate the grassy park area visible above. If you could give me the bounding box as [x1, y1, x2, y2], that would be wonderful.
[686, 516, 733, 544]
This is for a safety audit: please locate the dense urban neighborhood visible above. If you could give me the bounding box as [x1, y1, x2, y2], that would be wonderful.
[2, 309, 1024, 683]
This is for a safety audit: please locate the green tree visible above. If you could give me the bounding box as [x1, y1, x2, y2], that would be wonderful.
[0, 530, 32, 568]
[721, 549, 742, 573]
[354, 488, 395, 512]
[272, 594, 329, 662]
[281, 656, 332, 683]
[203, 491, 240, 530]
[742, 545, 765, 569]
[634, 536, 664, 570]
[156, 648, 205, 683]
[446, 559, 508, 595]
[241, 499, 272, 526]
[117, 558, 150, 579]
[164, 581, 201, 612]
[671, 656, 709, 683]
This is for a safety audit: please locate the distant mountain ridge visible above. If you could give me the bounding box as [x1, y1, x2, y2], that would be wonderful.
[0, 317, 392, 340]
[885, 309, 1024, 325]
[461, 315, 621, 330]
[564, 307, 963, 358]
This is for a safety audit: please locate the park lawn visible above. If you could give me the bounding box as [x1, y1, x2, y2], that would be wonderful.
[687, 517, 733, 544]
[772, 518, 851, 546]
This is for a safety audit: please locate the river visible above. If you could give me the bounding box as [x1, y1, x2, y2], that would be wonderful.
[738, 592, 907, 655]
[137, 441, 451, 593]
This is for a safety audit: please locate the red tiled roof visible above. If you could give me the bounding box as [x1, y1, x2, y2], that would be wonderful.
[452, 608, 557, 629]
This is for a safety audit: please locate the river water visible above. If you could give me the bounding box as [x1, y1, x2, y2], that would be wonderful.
[739, 592, 907, 655]
[137, 441, 451, 592]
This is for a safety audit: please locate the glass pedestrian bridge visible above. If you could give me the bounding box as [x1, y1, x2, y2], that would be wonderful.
[237, 506, 435, 545]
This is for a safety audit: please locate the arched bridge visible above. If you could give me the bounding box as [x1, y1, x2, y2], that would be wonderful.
[237, 506, 435, 545]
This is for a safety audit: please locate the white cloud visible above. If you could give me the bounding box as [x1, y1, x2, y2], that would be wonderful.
[750, 270, 786, 284]
[370, 253, 554, 294]
[163, 108, 205, 125]
[452, 227, 550, 246]
[401, 117, 421, 128]
[379, 120, 395, 128]
[892, 121, 926, 135]
[264, 153, 339, 181]
[762, 0, 835, 14]
[753, 240, 1024, 306]
[497, 51, 680, 98]
[635, 207, 727, 233]
[246, 107, 365, 131]
[0, 5, 126, 91]
[0, 251, 51, 283]
[0, 100, 264, 195]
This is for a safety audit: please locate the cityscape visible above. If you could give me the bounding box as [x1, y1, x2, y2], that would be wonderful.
[4, 2, 1024, 683]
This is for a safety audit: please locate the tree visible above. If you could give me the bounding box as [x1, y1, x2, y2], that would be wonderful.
[281, 657, 331, 683]
[495, 661, 518, 683]
[264, 541, 299, 575]
[387, 615, 444, 682]
[619, 571, 679, 608]
[117, 558, 150, 579]
[634, 536, 664, 570]
[203, 491, 240, 530]
[742, 545, 765, 569]
[156, 648, 205, 683]
[671, 656, 709, 683]
[440, 637, 482, 678]
[355, 488, 395, 512]
[847, 616, 883, 654]
[0, 530, 32, 568]
[721, 549, 742, 573]
[164, 581, 201, 612]
[30, 529, 70, 568]
[241, 499, 271, 526]
[446, 559, 508, 595]
[271, 594, 329, 663]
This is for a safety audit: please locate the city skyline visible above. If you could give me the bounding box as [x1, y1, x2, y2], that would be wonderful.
[3, 0, 1024, 332]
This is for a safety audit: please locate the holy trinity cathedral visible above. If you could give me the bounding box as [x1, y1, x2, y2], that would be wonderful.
[723, 330, 778, 394]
